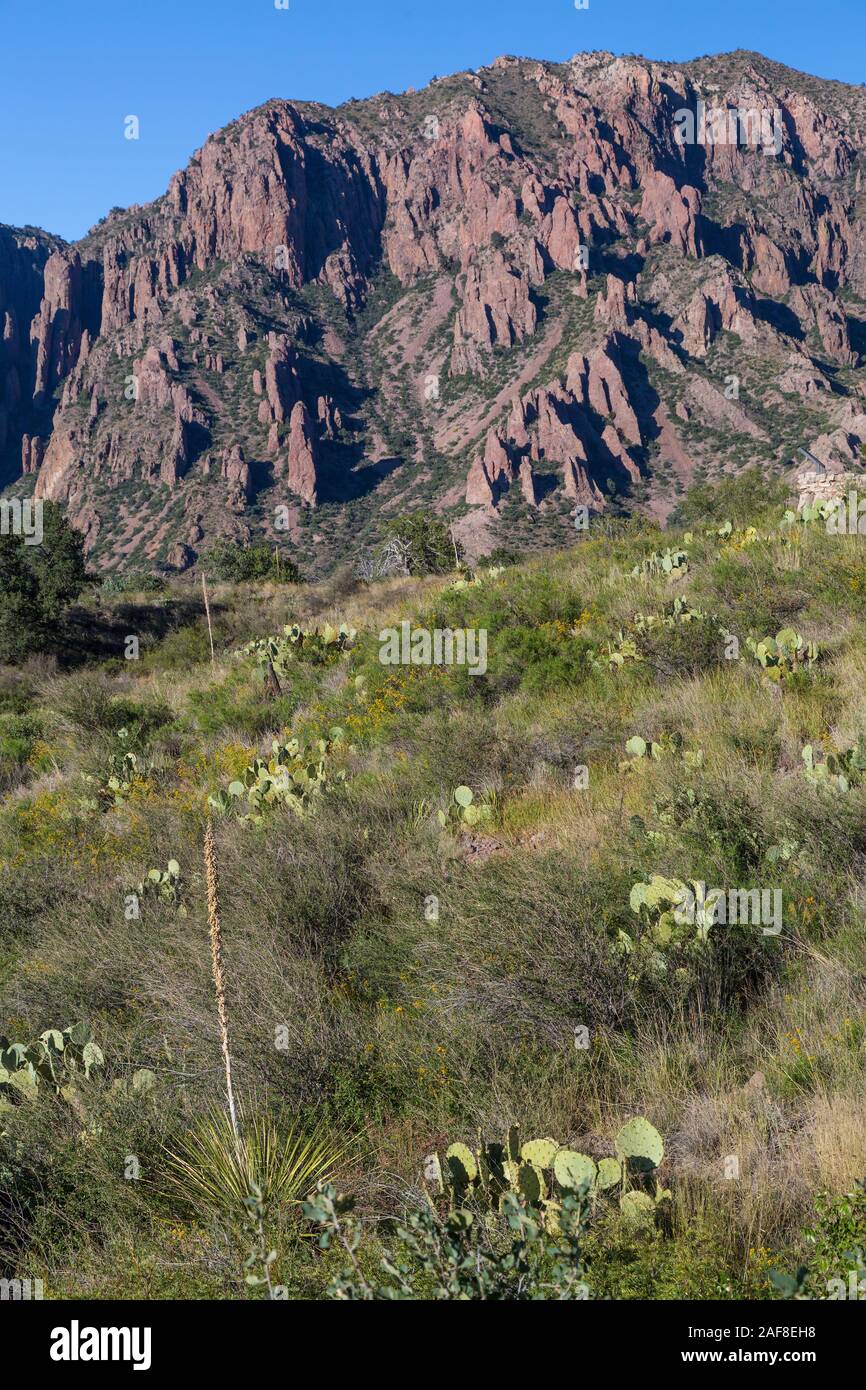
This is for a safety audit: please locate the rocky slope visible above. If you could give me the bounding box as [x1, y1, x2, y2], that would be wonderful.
[4, 49, 866, 572]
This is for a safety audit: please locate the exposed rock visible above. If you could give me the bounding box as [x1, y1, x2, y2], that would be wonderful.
[640, 171, 704, 256]
[451, 252, 537, 374]
[21, 433, 44, 474]
[30, 250, 85, 405]
[167, 541, 196, 570]
[789, 284, 857, 365]
[220, 444, 252, 505]
[5, 51, 866, 566]
[262, 336, 300, 422]
[285, 400, 321, 505]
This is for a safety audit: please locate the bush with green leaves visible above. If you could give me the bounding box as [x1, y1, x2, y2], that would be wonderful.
[100, 570, 165, 595]
[670, 467, 789, 531]
[0, 502, 88, 662]
[209, 729, 347, 823]
[206, 539, 300, 584]
[379, 512, 461, 577]
[772, 1179, 866, 1299]
[303, 1183, 591, 1300]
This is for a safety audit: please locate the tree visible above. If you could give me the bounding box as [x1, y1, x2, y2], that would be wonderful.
[380, 512, 461, 576]
[0, 502, 88, 662]
[205, 540, 300, 584]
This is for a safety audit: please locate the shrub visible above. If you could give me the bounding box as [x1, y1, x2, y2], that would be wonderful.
[380, 512, 460, 576]
[0, 504, 88, 662]
[303, 1184, 591, 1300]
[205, 540, 300, 584]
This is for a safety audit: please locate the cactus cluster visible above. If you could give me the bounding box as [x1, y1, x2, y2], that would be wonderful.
[135, 859, 185, 912]
[633, 597, 707, 632]
[625, 874, 716, 965]
[587, 631, 644, 671]
[0, 1022, 104, 1106]
[684, 521, 761, 550]
[631, 548, 689, 581]
[589, 598, 714, 672]
[437, 785, 496, 828]
[781, 500, 837, 529]
[79, 729, 143, 810]
[209, 729, 347, 824]
[239, 621, 357, 677]
[802, 738, 866, 793]
[619, 733, 704, 772]
[425, 1117, 667, 1231]
[445, 565, 506, 594]
[746, 628, 818, 681]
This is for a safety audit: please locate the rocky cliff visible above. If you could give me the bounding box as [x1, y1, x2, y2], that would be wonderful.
[3, 48, 866, 571]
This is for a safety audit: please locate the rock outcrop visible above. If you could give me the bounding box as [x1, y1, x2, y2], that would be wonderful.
[3, 49, 866, 570]
[284, 400, 321, 505]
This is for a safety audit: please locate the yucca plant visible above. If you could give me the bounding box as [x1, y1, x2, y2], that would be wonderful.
[165, 1106, 351, 1297]
[164, 819, 356, 1297]
[165, 1106, 348, 1219]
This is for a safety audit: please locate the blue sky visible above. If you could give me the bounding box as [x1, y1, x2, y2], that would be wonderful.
[1, 0, 863, 241]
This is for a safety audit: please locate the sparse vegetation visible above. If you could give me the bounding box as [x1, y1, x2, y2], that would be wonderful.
[1, 482, 865, 1303]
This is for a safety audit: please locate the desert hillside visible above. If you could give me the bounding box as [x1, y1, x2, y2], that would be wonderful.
[2, 476, 865, 1298]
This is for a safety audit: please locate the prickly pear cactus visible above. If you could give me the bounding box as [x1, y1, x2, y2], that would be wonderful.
[520, 1137, 558, 1169]
[616, 1117, 664, 1173]
[553, 1149, 596, 1192]
[620, 1189, 657, 1226]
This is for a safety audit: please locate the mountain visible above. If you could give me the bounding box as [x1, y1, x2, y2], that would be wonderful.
[3, 49, 866, 574]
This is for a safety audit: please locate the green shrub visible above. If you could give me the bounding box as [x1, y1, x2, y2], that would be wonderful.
[205, 540, 300, 584]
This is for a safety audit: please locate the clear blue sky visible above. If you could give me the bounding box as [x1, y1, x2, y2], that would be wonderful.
[2, 0, 863, 242]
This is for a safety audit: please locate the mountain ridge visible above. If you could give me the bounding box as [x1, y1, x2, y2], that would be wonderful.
[2, 48, 866, 574]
